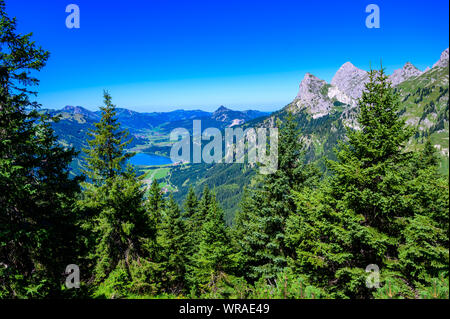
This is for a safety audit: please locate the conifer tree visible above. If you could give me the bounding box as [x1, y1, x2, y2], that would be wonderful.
[183, 186, 198, 262]
[78, 93, 156, 296]
[157, 195, 189, 293]
[190, 186, 213, 245]
[285, 68, 449, 298]
[0, 1, 81, 297]
[416, 138, 438, 170]
[183, 186, 198, 229]
[83, 90, 133, 183]
[147, 179, 165, 227]
[234, 112, 317, 282]
[80, 169, 149, 273]
[188, 191, 233, 294]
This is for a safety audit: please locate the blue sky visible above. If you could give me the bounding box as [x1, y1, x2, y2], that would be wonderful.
[5, 0, 449, 112]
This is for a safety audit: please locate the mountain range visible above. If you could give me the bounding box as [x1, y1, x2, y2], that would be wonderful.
[169, 48, 449, 221]
[41, 105, 269, 171]
[260, 48, 449, 160]
[43, 48, 449, 222]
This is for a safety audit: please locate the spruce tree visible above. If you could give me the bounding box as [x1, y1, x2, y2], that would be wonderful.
[188, 191, 233, 295]
[182, 186, 198, 266]
[83, 90, 133, 183]
[78, 93, 156, 297]
[183, 186, 198, 230]
[234, 112, 317, 282]
[147, 179, 165, 228]
[157, 195, 189, 294]
[189, 186, 213, 246]
[0, 0, 81, 297]
[285, 68, 449, 298]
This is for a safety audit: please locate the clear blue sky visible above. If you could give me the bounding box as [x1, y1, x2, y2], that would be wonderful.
[5, 0, 449, 112]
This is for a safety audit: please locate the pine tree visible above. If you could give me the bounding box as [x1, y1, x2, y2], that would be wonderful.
[285, 68, 449, 298]
[416, 138, 438, 170]
[0, 1, 81, 297]
[147, 179, 165, 228]
[78, 93, 156, 297]
[182, 186, 198, 262]
[82, 91, 133, 183]
[189, 186, 212, 245]
[79, 167, 158, 297]
[188, 191, 233, 295]
[234, 112, 317, 282]
[157, 195, 189, 294]
[183, 186, 198, 229]
[231, 187, 263, 281]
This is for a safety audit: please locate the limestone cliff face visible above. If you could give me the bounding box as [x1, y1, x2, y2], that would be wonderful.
[292, 73, 333, 119]
[287, 49, 449, 119]
[331, 62, 369, 102]
[389, 62, 422, 86]
[432, 48, 449, 69]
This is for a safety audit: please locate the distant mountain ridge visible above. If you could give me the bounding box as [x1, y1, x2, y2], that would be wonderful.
[41, 105, 270, 173]
[289, 48, 449, 120]
[256, 47, 449, 167]
[46, 105, 269, 131]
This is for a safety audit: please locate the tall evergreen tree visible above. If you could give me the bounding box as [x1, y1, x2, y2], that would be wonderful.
[416, 138, 438, 170]
[182, 186, 198, 264]
[189, 186, 213, 246]
[79, 168, 156, 295]
[285, 68, 449, 298]
[78, 93, 157, 297]
[0, 1, 81, 298]
[188, 190, 233, 295]
[234, 112, 317, 282]
[157, 195, 189, 294]
[147, 179, 165, 228]
[82, 90, 133, 183]
[183, 186, 198, 228]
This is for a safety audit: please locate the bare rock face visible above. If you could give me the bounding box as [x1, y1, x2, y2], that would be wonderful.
[293, 73, 333, 118]
[389, 62, 422, 86]
[327, 85, 352, 105]
[432, 48, 449, 68]
[331, 62, 369, 102]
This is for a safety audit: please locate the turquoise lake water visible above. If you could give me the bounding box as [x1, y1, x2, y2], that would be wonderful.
[128, 153, 173, 166]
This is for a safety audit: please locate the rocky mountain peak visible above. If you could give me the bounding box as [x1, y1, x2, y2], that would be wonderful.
[62, 105, 97, 117]
[63, 105, 84, 113]
[214, 105, 230, 113]
[293, 73, 332, 118]
[389, 62, 422, 86]
[432, 48, 449, 68]
[296, 73, 326, 98]
[331, 62, 368, 101]
[211, 105, 233, 121]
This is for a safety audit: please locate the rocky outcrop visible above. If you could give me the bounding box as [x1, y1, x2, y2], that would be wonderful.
[293, 73, 333, 118]
[286, 49, 448, 123]
[389, 62, 422, 86]
[331, 62, 369, 102]
[432, 48, 449, 69]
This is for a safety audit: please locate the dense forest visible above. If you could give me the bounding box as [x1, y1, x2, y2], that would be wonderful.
[1, 1, 448, 299]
